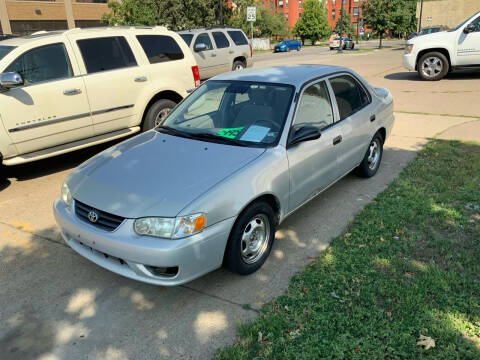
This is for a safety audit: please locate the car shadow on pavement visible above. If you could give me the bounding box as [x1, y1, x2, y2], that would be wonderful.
[385, 69, 480, 81]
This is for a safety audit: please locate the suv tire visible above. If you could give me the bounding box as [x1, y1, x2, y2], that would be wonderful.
[142, 99, 177, 131]
[232, 60, 246, 71]
[417, 51, 449, 81]
[224, 201, 276, 275]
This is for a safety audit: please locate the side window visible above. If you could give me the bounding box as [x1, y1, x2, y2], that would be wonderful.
[6, 43, 73, 85]
[294, 81, 334, 130]
[330, 75, 370, 120]
[212, 32, 230, 49]
[136, 35, 184, 64]
[194, 33, 213, 50]
[470, 17, 480, 31]
[77, 36, 137, 74]
[227, 30, 249, 46]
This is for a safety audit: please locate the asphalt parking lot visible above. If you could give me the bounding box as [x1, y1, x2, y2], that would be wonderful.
[1, 44, 480, 359]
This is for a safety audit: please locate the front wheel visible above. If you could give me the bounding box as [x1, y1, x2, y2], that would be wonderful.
[351, 43, 355, 50]
[297, 46, 301, 51]
[417, 52, 449, 81]
[355, 133, 384, 178]
[224, 201, 276, 275]
[232, 60, 245, 71]
[142, 99, 177, 131]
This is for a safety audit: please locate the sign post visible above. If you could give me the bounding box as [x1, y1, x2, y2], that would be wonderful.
[247, 6, 256, 42]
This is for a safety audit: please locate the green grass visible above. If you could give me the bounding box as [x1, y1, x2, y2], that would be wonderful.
[216, 139, 480, 359]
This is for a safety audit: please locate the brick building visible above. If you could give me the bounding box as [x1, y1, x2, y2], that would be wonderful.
[0, 0, 111, 36]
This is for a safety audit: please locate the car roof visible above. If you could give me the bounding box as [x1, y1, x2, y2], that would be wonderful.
[211, 65, 350, 87]
[178, 27, 242, 34]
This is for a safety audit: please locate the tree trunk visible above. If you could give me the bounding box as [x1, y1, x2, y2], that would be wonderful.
[379, 32, 383, 49]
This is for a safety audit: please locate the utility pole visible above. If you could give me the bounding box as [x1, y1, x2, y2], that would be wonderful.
[219, 0, 223, 26]
[418, 0, 424, 32]
[338, 0, 344, 53]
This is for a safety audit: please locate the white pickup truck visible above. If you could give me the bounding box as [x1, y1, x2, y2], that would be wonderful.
[403, 11, 480, 80]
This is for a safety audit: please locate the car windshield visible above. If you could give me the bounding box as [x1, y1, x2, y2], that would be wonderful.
[179, 34, 194, 46]
[160, 80, 295, 147]
[449, 13, 478, 32]
[0, 45, 15, 61]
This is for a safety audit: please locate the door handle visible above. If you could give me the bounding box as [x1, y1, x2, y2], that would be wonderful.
[134, 76, 147, 82]
[229, 50, 234, 54]
[63, 88, 81, 96]
[333, 135, 342, 145]
[370, 115, 376, 122]
[211, 53, 217, 57]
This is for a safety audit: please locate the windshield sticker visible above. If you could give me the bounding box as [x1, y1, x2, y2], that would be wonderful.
[216, 127, 244, 139]
[240, 125, 270, 142]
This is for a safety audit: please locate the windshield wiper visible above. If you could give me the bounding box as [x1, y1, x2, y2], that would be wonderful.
[156, 125, 195, 139]
[191, 132, 248, 147]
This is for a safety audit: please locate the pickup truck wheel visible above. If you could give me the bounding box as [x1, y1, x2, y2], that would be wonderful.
[232, 61, 245, 71]
[142, 99, 176, 131]
[224, 201, 276, 275]
[418, 52, 449, 81]
[355, 133, 384, 178]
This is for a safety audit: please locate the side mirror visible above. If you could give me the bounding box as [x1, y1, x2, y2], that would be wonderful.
[463, 23, 476, 34]
[287, 125, 321, 148]
[0, 72, 23, 89]
[194, 43, 207, 52]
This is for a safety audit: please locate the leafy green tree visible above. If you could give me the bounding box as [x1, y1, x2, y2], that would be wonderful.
[101, 0, 228, 30]
[333, 8, 356, 37]
[293, 0, 330, 45]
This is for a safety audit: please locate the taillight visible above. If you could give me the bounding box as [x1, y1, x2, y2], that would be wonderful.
[249, 43, 253, 58]
[191, 65, 200, 87]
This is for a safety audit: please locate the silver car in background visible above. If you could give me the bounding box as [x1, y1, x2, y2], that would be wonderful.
[54, 65, 394, 286]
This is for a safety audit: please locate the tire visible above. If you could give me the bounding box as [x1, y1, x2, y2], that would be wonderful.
[355, 133, 384, 178]
[351, 43, 355, 50]
[297, 46, 301, 51]
[224, 201, 277, 275]
[142, 99, 177, 131]
[232, 60, 245, 71]
[343, 44, 347, 50]
[417, 51, 449, 81]
[330, 47, 334, 51]
[287, 47, 291, 52]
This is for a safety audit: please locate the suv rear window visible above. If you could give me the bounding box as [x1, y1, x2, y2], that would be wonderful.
[136, 35, 184, 64]
[212, 32, 230, 49]
[227, 30, 248, 46]
[77, 36, 137, 74]
[179, 34, 194, 46]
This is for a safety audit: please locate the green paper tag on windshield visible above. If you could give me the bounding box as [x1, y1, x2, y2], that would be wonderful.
[216, 127, 244, 139]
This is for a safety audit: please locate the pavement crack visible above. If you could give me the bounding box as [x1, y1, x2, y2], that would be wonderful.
[180, 284, 259, 313]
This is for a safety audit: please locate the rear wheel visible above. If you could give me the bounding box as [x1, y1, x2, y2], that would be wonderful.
[417, 52, 449, 81]
[351, 43, 355, 50]
[142, 99, 176, 131]
[232, 60, 245, 71]
[224, 201, 276, 275]
[355, 133, 384, 178]
[297, 46, 301, 51]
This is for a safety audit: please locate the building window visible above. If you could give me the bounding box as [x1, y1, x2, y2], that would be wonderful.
[279, 0, 283, 8]
[353, 7, 359, 17]
[332, 9, 335, 20]
[286, 0, 289, 8]
[332, 0, 336, 5]
[286, 13, 289, 21]
[299, 0, 302, 8]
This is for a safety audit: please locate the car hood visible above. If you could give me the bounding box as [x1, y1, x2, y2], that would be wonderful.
[68, 131, 265, 218]
[408, 30, 453, 45]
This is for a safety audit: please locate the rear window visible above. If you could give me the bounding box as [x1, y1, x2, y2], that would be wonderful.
[136, 35, 184, 64]
[227, 30, 248, 46]
[77, 36, 137, 74]
[180, 34, 194, 46]
[212, 32, 230, 49]
[0, 45, 15, 61]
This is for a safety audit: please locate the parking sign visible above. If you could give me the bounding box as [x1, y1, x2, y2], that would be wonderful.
[247, 7, 256, 22]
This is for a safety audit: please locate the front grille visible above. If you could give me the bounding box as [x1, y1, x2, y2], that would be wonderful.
[74, 200, 124, 232]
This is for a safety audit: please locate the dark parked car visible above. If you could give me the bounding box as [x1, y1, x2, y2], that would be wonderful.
[0, 35, 15, 41]
[274, 40, 302, 52]
[407, 26, 448, 40]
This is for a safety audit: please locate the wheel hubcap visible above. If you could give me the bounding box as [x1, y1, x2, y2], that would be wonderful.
[240, 214, 270, 264]
[154, 107, 172, 127]
[234, 64, 244, 71]
[421, 57, 443, 78]
[367, 139, 381, 170]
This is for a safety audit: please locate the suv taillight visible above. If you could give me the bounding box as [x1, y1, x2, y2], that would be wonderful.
[191, 65, 200, 87]
[249, 43, 253, 58]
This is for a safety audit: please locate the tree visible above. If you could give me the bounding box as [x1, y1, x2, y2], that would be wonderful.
[333, 9, 355, 37]
[293, 0, 330, 45]
[101, 0, 227, 30]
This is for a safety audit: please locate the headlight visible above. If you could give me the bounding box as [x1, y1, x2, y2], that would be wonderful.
[61, 182, 72, 208]
[405, 44, 414, 54]
[134, 213, 205, 239]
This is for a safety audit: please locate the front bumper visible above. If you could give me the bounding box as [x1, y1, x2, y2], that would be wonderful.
[53, 198, 235, 286]
[403, 53, 416, 71]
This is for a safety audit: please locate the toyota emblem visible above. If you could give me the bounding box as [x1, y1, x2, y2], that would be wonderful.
[88, 211, 99, 223]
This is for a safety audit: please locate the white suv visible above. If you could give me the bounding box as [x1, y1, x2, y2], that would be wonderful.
[403, 11, 480, 81]
[0, 26, 199, 166]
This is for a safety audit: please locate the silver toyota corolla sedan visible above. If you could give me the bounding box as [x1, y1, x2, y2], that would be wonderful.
[54, 65, 394, 286]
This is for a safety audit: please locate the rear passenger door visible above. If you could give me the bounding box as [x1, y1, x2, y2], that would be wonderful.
[328, 74, 374, 176]
[211, 31, 232, 73]
[192, 32, 219, 79]
[69, 33, 145, 135]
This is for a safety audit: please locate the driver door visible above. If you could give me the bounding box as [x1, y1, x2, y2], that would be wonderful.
[456, 16, 480, 66]
[286, 80, 340, 212]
